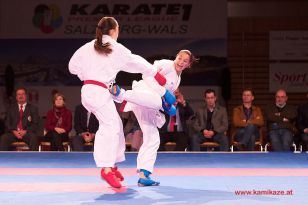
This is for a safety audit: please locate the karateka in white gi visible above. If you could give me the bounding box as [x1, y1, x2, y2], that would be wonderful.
[112, 49, 196, 186]
[68, 16, 170, 188]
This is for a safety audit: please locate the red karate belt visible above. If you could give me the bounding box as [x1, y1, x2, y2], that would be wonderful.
[83, 80, 108, 89]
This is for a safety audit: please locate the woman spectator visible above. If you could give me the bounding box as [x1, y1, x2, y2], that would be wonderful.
[43, 93, 72, 151]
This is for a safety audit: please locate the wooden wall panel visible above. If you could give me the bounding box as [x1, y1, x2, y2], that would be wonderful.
[227, 16, 308, 114]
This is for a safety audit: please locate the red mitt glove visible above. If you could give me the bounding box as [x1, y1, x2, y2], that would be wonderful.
[154, 72, 166, 86]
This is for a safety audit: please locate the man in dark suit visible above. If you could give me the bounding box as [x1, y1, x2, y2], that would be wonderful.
[158, 88, 194, 151]
[191, 89, 229, 151]
[0, 87, 40, 151]
[297, 92, 308, 151]
[72, 104, 99, 151]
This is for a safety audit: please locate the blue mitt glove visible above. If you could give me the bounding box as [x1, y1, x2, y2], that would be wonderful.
[163, 90, 176, 105]
[162, 97, 176, 116]
[109, 84, 121, 96]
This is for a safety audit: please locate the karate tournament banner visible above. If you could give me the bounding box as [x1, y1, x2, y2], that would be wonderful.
[0, 0, 227, 115]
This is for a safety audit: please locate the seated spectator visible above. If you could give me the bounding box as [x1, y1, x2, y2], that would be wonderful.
[158, 88, 194, 151]
[232, 88, 264, 151]
[72, 104, 99, 151]
[191, 89, 229, 151]
[265, 89, 297, 151]
[42, 93, 72, 151]
[297, 93, 308, 151]
[122, 111, 143, 151]
[0, 87, 39, 151]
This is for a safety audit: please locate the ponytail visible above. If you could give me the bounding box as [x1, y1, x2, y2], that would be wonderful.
[94, 27, 112, 55]
[94, 17, 118, 55]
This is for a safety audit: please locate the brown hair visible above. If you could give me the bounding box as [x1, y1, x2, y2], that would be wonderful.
[53, 93, 65, 105]
[176, 49, 198, 67]
[94, 17, 118, 55]
[15, 87, 27, 95]
[242, 88, 255, 96]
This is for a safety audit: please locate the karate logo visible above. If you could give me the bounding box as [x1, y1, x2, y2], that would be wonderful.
[32, 4, 63, 34]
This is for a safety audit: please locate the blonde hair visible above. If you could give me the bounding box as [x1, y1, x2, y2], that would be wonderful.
[177, 49, 198, 66]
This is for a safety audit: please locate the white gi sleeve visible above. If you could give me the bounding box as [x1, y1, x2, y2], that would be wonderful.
[142, 60, 167, 97]
[68, 47, 85, 81]
[115, 43, 157, 77]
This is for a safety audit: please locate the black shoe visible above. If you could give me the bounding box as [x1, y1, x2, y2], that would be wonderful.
[236, 143, 246, 151]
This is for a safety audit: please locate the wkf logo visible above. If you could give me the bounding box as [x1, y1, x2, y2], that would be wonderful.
[32, 4, 63, 33]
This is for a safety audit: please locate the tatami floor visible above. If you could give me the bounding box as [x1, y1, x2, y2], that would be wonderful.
[0, 152, 307, 205]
